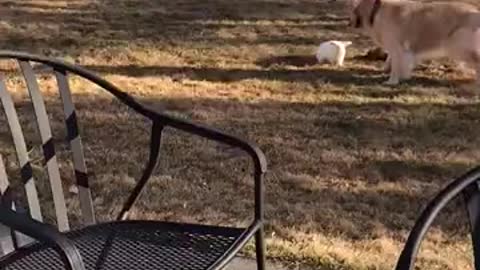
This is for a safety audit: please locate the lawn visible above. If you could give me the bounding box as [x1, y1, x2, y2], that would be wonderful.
[0, 0, 479, 269]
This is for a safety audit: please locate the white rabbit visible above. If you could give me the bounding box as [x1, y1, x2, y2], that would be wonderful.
[315, 40, 352, 66]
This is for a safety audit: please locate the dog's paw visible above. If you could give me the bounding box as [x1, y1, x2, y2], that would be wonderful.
[400, 73, 412, 80]
[383, 78, 400, 86]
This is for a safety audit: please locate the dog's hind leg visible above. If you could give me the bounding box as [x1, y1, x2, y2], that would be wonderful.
[400, 51, 416, 80]
[472, 60, 480, 88]
[473, 30, 480, 87]
[465, 29, 480, 89]
[460, 53, 480, 91]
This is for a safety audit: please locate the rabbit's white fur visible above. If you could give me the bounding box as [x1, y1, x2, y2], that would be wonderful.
[315, 40, 352, 66]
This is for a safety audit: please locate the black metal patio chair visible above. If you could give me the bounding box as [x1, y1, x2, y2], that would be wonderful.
[395, 166, 480, 269]
[0, 51, 267, 270]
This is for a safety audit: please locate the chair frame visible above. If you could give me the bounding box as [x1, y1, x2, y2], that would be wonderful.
[395, 166, 480, 270]
[0, 51, 267, 270]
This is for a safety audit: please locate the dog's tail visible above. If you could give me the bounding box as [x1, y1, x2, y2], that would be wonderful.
[341, 41, 353, 47]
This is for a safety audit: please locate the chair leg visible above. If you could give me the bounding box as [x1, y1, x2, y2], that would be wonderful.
[463, 183, 480, 270]
[255, 229, 266, 270]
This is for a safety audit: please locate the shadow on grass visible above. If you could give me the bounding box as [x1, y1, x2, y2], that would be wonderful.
[84, 62, 460, 89]
[256, 54, 319, 68]
[0, 0, 351, 53]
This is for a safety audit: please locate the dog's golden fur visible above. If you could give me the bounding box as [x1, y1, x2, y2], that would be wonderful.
[347, 0, 480, 86]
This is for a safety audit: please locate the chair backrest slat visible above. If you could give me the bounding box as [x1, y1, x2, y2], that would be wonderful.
[0, 76, 43, 223]
[54, 68, 95, 225]
[19, 61, 69, 232]
[0, 154, 15, 255]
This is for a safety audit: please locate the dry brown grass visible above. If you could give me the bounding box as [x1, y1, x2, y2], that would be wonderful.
[1, 0, 480, 269]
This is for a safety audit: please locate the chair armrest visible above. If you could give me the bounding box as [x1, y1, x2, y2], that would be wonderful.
[153, 112, 267, 173]
[118, 112, 268, 221]
[0, 205, 86, 270]
[152, 113, 267, 222]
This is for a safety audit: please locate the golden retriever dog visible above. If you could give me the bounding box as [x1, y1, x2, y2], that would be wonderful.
[346, 0, 480, 86]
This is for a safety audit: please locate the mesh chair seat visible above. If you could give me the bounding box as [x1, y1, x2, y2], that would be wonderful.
[2, 221, 245, 270]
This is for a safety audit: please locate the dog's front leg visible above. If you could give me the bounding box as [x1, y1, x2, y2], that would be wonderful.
[384, 54, 391, 72]
[384, 50, 402, 85]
